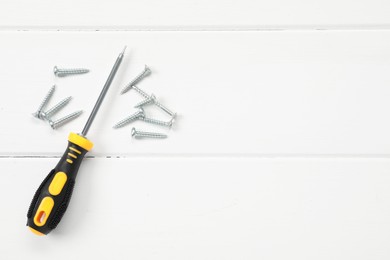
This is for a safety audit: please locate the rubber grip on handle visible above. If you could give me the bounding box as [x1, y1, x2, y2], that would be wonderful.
[26, 133, 93, 236]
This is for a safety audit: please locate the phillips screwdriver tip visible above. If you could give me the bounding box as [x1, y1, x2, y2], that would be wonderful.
[121, 46, 127, 55]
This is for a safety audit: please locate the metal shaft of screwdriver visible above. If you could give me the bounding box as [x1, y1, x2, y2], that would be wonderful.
[81, 46, 126, 136]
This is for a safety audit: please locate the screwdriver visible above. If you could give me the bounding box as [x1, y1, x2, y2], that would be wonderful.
[27, 47, 126, 236]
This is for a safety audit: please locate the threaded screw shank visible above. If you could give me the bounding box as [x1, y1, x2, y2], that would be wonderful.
[113, 109, 144, 129]
[120, 65, 151, 94]
[131, 127, 167, 139]
[141, 116, 173, 128]
[126, 85, 177, 117]
[40, 96, 72, 120]
[54, 66, 90, 77]
[134, 94, 156, 108]
[32, 85, 56, 118]
[49, 110, 83, 129]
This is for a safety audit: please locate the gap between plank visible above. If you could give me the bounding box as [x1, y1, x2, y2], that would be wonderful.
[2, 154, 390, 159]
[1, 24, 390, 32]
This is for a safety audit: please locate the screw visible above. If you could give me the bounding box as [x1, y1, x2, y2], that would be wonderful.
[54, 66, 89, 77]
[120, 65, 151, 94]
[48, 110, 83, 129]
[39, 96, 72, 120]
[154, 102, 177, 118]
[131, 127, 167, 139]
[112, 108, 145, 129]
[32, 85, 56, 119]
[134, 94, 156, 108]
[140, 115, 175, 129]
[123, 85, 149, 98]
[125, 85, 177, 117]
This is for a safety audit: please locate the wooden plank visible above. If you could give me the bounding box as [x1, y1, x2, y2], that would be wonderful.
[1, 31, 390, 156]
[0, 0, 390, 29]
[4, 158, 390, 259]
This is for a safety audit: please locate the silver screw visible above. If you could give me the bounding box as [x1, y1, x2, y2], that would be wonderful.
[124, 85, 149, 98]
[48, 110, 83, 129]
[54, 66, 90, 77]
[39, 96, 72, 120]
[112, 108, 145, 129]
[125, 85, 177, 117]
[131, 127, 167, 139]
[134, 94, 156, 108]
[154, 102, 177, 118]
[120, 65, 151, 94]
[140, 115, 175, 129]
[32, 85, 56, 119]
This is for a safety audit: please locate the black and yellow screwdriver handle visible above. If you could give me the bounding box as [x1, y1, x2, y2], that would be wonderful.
[27, 133, 93, 236]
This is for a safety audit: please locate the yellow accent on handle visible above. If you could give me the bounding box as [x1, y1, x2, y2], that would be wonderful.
[68, 153, 77, 159]
[33, 197, 54, 227]
[29, 227, 45, 236]
[48, 172, 68, 196]
[69, 147, 81, 154]
[68, 132, 94, 151]
[66, 159, 73, 164]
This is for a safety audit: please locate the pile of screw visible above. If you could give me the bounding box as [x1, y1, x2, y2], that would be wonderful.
[32, 67, 89, 129]
[114, 65, 177, 139]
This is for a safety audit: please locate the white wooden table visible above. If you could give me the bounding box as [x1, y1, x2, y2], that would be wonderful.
[1, 1, 390, 259]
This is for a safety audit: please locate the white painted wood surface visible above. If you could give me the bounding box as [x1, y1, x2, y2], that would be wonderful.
[1, 31, 390, 156]
[1, 0, 390, 259]
[0, 0, 390, 29]
[3, 158, 390, 259]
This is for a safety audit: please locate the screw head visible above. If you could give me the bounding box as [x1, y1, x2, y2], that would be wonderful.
[168, 117, 175, 128]
[53, 66, 59, 76]
[149, 94, 157, 103]
[131, 127, 137, 137]
[38, 111, 47, 120]
[48, 120, 56, 129]
[32, 111, 40, 119]
[144, 65, 152, 76]
[171, 112, 177, 121]
[137, 107, 145, 119]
